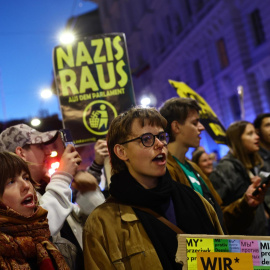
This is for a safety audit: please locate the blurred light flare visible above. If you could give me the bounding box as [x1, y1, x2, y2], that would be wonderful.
[48, 161, 60, 176]
[31, 118, 41, 127]
[140, 97, 151, 108]
[59, 31, 75, 44]
[50, 151, 58, 157]
[41, 88, 53, 99]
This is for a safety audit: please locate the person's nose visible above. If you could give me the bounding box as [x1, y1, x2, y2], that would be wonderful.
[20, 179, 30, 193]
[198, 122, 205, 131]
[43, 145, 52, 156]
[154, 137, 166, 149]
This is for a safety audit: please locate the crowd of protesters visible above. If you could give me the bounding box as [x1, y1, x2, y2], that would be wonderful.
[0, 97, 270, 269]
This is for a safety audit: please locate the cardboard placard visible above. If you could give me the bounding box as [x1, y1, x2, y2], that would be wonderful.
[176, 234, 270, 270]
[53, 33, 136, 146]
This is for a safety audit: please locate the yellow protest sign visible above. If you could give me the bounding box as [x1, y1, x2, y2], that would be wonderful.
[169, 80, 226, 144]
[197, 252, 253, 270]
[53, 33, 136, 146]
[176, 234, 270, 270]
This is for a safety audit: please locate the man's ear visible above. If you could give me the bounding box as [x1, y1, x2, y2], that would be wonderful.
[255, 128, 260, 136]
[114, 144, 128, 161]
[171, 120, 181, 134]
[15, 146, 27, 161]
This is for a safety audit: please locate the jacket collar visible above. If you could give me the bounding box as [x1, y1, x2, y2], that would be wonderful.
[119, 204, 139, 222]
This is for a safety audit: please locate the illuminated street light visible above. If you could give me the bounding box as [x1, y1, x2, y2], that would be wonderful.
[140, 97, 151, 108]
[31, 118, 41, 127]
[40, 88, 52, 99]
[59, 31, 75, 44]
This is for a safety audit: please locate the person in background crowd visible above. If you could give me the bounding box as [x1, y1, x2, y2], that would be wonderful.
[159, 97, 225, 229]
[253, 113, 270, 211]
[254, 113, 270, 172]
[194, 146, 205, 152]
[0, 151, 70, 269]
[210, 120, 269, 235]
[192, 149, 214, 177]
[41, 129, 107, 270]
[209, 149, 220, 168]
[0, 124, 105, 269]
[0, 124, 80, 236]
[83, 106, 223, 270]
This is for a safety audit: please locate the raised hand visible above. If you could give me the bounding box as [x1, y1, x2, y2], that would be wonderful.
[58, 144, 82, 177]
[94, 139, 109, 165]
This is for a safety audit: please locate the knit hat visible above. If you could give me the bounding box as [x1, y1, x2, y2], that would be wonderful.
[0, 124, 58, 152]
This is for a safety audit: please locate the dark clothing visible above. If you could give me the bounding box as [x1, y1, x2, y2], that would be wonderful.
[258, 146, 270, 210]
[109, 169, 221, 270]
[166, 153, 225, 231]
[259, 146, 270, 172]
[109, 170, 219, 234]
[210, 152, 268, 235]
[60, 221, 84, 270]
[83, 169, 223, 270]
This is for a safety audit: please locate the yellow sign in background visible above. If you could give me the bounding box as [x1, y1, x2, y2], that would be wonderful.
[169, 80, 226, 144]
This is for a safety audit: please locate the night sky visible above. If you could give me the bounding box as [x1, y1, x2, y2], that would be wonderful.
[0, 0, 97, 122]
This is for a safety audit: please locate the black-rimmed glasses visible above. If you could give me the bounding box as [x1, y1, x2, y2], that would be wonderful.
[120, 132, 169, 147]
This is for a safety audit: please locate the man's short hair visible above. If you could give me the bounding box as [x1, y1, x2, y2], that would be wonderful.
[159, 97, 201, 142]
[0, 124, 58, 152]
[107, 106, 167, 174]
[253, 113, 270, 130]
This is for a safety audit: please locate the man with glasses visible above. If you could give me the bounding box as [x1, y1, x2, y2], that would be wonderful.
[83, 106, 223, 270]
[159, 97, 225, 230]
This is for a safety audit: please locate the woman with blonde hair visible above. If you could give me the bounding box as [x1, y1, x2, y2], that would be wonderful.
[210, 120, 269, 235]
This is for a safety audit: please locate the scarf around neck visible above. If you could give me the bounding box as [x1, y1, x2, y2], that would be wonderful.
[0, 202, 69, 270]
[109, 169, 217, 234]
[110, 169, 172, 209]
[109, 170, 218, 270]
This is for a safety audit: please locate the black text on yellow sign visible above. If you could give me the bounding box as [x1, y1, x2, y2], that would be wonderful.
[168, 80, 218, 119]
[196, 252, 253, 270]
[53, 33, 136, 145]
[169, 80, 226, 144]
[55, 35, 128, 96]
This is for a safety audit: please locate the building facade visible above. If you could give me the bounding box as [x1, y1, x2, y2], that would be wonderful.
[91, 0, 270, 153]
